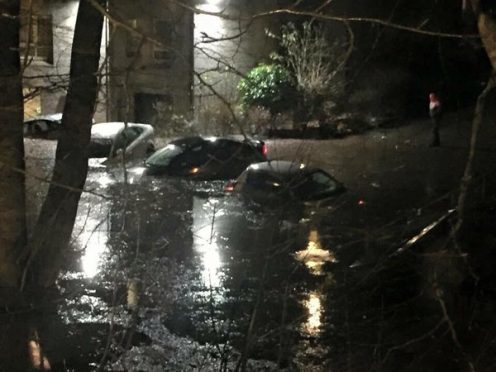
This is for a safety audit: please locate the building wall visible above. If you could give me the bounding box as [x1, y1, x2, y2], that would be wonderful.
[194, 0, 278, 133]
[22, 0, 77, 118]
[108, 0, 194, 129]
[22, 0, 108, 121]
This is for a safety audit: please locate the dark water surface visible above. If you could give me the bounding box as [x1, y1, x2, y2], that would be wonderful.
[43, 164, 346, 370]
[23, 117, 496, 370]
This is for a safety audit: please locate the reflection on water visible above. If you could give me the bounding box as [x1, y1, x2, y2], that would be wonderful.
[192, 197, 223, 289]
[296, 229, 335, 336]
[78, 210, 108, 278]
[74, 171, 111, 278]
[28, 339, 51, 371]
[295, 229, 335, 275]
[304, 291, 323, 334]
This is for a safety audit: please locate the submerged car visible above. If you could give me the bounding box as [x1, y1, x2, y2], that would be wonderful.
[23, 113, 63, 139]
[226, 160, 345, 208]
[88, 122, 155, 160]
[144, 136, 267, 180]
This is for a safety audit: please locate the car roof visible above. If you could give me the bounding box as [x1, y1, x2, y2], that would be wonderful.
[91, 122, 151, 138]
[246, 160, 315, 178]
[24, 113, 63, 123]
[169, 136, 261, 147]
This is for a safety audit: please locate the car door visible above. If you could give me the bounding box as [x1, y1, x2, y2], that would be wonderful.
[211, 140, 246, 179]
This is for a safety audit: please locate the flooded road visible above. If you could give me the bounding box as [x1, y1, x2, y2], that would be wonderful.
[23, 111, 496, 370]
[63, 166, 340, 370]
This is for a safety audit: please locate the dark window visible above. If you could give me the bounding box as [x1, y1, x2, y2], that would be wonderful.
[153, 19, 175, 65]
[20, 15, 53, 63]
[146, 144, 184, 167]
[113, 126, 143, 153]
[213, 140, 242, 161]
[245, 171, 284, 193]
[294, 171, 340, 200]
[175, 142, 213, 168]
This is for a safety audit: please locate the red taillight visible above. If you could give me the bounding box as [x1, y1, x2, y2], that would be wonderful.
[261, 143, 268, 156]
[224, 181, 236, 192]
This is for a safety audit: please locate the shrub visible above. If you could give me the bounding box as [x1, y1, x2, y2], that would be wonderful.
[237, 64, 296, 114]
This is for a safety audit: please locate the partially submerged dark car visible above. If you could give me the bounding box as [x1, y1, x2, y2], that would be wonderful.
[226, 160, 345, 208]
[143, 136, 267, 180]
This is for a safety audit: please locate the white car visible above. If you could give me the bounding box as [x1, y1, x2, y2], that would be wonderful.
[88, 122, 155, 161]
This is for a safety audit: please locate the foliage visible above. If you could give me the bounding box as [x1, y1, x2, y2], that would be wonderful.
[271, 22, 347, 120]
[237, 64, 295, 114]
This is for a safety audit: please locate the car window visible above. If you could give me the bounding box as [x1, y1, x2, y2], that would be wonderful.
[113, 126, 143, 151]
[245, 171, 284, 193]
[146, 144, 183, 167]
[294, 171, 340, 200]
[240, 142, 261, 160]
[174, 142, 214, 167]
[34, 120, 49, 133]
[214, 140, 242, 161]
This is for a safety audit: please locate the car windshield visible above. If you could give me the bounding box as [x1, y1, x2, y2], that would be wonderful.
[146, 144, 184, 167]
[293, 170, 340, 200]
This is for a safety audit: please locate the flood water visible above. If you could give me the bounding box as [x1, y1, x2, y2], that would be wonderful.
[37, 160, 347, 370]
[23, 124, 496, 370]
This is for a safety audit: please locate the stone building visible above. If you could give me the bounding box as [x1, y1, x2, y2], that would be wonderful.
[194, 0, 278, 133]
[107, 0, 194, 129]
[21, 0, 279, 132]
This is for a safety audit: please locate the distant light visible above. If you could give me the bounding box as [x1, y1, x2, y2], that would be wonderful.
[191, 167, 200, 174]
[300, 163, 306, 169]
[261, 143, 268, 156]
[224, 181, 236, 192]
[358, 199, 366, 206]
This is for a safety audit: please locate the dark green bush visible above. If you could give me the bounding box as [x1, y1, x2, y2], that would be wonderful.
[238, 64, 296, 114]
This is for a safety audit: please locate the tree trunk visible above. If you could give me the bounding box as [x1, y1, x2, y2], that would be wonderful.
[0, 0, 26, 288]
[25, 0, 107, 288]
[0, 2, 32, 369]
[478, 13, 496, 69]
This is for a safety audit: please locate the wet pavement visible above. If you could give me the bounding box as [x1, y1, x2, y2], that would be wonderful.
[23, 110, 496, 370]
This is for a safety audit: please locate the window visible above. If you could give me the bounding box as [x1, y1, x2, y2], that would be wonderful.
[246, 171, 284, 193]
[294, 171, 340, 200]
[113, 126, 143, 154]
[146, 144, 184, 168]
[213, 140, 242, 161]
[175, 142, 213, 168]
[20, 15, 53, 63]
[153, 19, 175, 64]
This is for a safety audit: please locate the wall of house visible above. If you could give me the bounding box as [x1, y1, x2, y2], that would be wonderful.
[193, 0, 278, 133]
[22, 0, 108, 121]
[108, 0, 194, 129]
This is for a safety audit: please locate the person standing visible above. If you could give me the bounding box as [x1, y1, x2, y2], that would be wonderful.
[429, 92, 442, 147]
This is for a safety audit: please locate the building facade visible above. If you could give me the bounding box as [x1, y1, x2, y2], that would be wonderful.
[21, 0, 279, 132]
[107, 0, 194, 129]
[194, 0, 278, 133]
